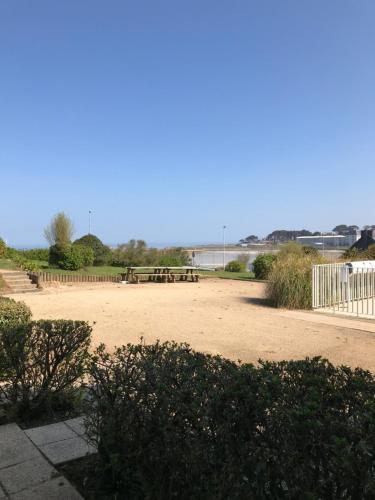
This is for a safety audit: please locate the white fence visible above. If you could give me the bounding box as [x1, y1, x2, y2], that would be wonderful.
[312, 262, 375, 317]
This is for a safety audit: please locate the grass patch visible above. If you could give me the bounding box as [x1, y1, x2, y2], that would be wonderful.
[0, 259, 18, 270]
[201, 270, 255, 280]
[34, 262, 124, 276]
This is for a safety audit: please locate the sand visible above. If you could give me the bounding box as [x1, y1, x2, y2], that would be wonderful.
[8, 279, 375, 371]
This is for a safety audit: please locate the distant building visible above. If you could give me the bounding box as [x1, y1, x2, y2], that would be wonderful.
[297, 234, 359, 248]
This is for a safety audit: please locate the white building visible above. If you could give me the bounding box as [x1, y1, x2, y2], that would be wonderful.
[296, 234, 359, 248]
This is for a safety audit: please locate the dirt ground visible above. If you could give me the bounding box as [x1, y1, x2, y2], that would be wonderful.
[9, 279, 375, 371]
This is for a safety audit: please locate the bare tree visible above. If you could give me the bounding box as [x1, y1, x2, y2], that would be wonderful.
[44, 212, 74, 246]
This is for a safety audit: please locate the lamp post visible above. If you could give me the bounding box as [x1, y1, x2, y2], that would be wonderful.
[222, 225, 226, 270]
[88, 210, 92, 235]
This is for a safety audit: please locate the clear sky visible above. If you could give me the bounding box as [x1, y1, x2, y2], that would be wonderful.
[1, 1, 374, 247]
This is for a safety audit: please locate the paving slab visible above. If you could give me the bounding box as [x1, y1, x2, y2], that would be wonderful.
[64, 417, 86, 437]
[0, 424, 40, 469]
[9, 476, 83, 500]
[39, 436, 96, 464]
[0, 484, 6, 499]
[0, 456, 57, 494]
[25, 422, 76, 446]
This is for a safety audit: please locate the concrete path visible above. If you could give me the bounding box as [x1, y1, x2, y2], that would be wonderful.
[0, 417, 96, 499]
[279, 309, 375, 334]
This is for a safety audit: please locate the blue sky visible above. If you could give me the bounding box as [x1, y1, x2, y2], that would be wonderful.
[1, 1, 374, 247]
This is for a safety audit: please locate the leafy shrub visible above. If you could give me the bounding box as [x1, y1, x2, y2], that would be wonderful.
[0, 238, 6, 257]
[0, 297, 32, 326]
[225, 260, 246, 272]
[58, 245, 94, 270]
[18, 248, 49, 261]
[252, 253, 276, 279]
[48, 244, 67, 266]
[158, 247, 191, 267]
[85, 341, 375, 499]
[111, 241, 190, 268]
[11, 254, 41, 272]
[73, 234, 111, 266]
[0, 320, 91, 416]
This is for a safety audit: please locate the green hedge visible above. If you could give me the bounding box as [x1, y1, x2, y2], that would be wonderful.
[225, 260, 247, 272]
[49, 244, 94, 270]
[73, 234, 111, 266]
[252, 253, 276, 279]
[0, 297, 32, 326]
[85, 341, 375, 499]
[0, 319, 91, 416]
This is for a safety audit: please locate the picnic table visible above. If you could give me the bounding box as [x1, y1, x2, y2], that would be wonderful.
[120, 266, 202, 284]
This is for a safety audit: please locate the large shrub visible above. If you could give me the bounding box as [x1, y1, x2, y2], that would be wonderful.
[0, 238, 6, 257]
[48, 244, 66, 266]
[252, 253, 276, 279]
[58, 245, 94, 270]
[225, 260, 246, 272]
[0, 297, 32, 326]
[267, 253, 324, 309]
[158, 247, 191, 267]
[0, 319, 91, 415]
[85, 341, 375, 499]
[73, 234, 111, 266]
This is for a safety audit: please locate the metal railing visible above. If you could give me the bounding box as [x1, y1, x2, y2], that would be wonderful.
[312, 263, 375, 317]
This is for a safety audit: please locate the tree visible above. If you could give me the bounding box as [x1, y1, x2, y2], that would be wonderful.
[332, 225, 359, 236]
[44, 212, 74, 246]
[73, 234, 111, 266]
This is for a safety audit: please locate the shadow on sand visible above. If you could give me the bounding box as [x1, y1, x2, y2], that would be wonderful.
[239, 296, 273, 308]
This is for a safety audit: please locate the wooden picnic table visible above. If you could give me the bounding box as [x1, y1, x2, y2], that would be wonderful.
[120, 266, 201, 284]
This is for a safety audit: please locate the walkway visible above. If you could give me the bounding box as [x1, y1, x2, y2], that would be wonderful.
[0, 417, 95, 499]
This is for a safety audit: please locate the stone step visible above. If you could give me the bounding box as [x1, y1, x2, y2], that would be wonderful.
[1, 272, 40, 294]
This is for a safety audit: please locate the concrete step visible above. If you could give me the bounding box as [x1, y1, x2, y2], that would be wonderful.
[1, 271, 40, 294]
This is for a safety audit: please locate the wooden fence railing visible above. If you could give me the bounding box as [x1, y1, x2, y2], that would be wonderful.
[29, 272, 122, 286]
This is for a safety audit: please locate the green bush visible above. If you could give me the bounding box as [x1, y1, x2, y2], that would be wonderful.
[0, 238, 6, 257]
[58, 245, 94, 270]
[11, 254, 41, 272]
[48, 244, 67, 266]
[73, 234, 111, 266]
[0, 320, 91, 416]
[225, 260, 246, 272]
[18, 248, 49, 261]
[0, 297, 32, 326]
[158, 247, 191, 267]
[252, 253, 276, 279]
[85, 341, 375, 499]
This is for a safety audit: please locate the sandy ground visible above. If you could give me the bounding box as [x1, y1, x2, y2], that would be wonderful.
[8, 279, 375, 371]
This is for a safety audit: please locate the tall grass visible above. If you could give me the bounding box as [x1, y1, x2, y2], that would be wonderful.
[267, 250, 325, 309]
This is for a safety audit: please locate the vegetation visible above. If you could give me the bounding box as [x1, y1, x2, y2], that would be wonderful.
[0, 238, 6, 257]
[224, 260, 246, 272]
[267, 244, 325, 309]
[73, 234, 111, 266]
[112, 240, 190, 268]
[342, 244, 375, 261]
[0, 318, 91, 419]
[17, 248, 49, 261]
[44, 212, 74, 246]
[58, 245, 95, 271]
[0, 297, 32, 325]
[333, 224, 359, 235]
[84, 340, 375, 499]
[252, 253, 276, 279]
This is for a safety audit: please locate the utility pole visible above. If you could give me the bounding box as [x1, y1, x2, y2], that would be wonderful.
[223, 225, 227, 269]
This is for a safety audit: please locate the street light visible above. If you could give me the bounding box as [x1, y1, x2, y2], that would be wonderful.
[88, 210, 92, 235]
[222, 225, 227, 270]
